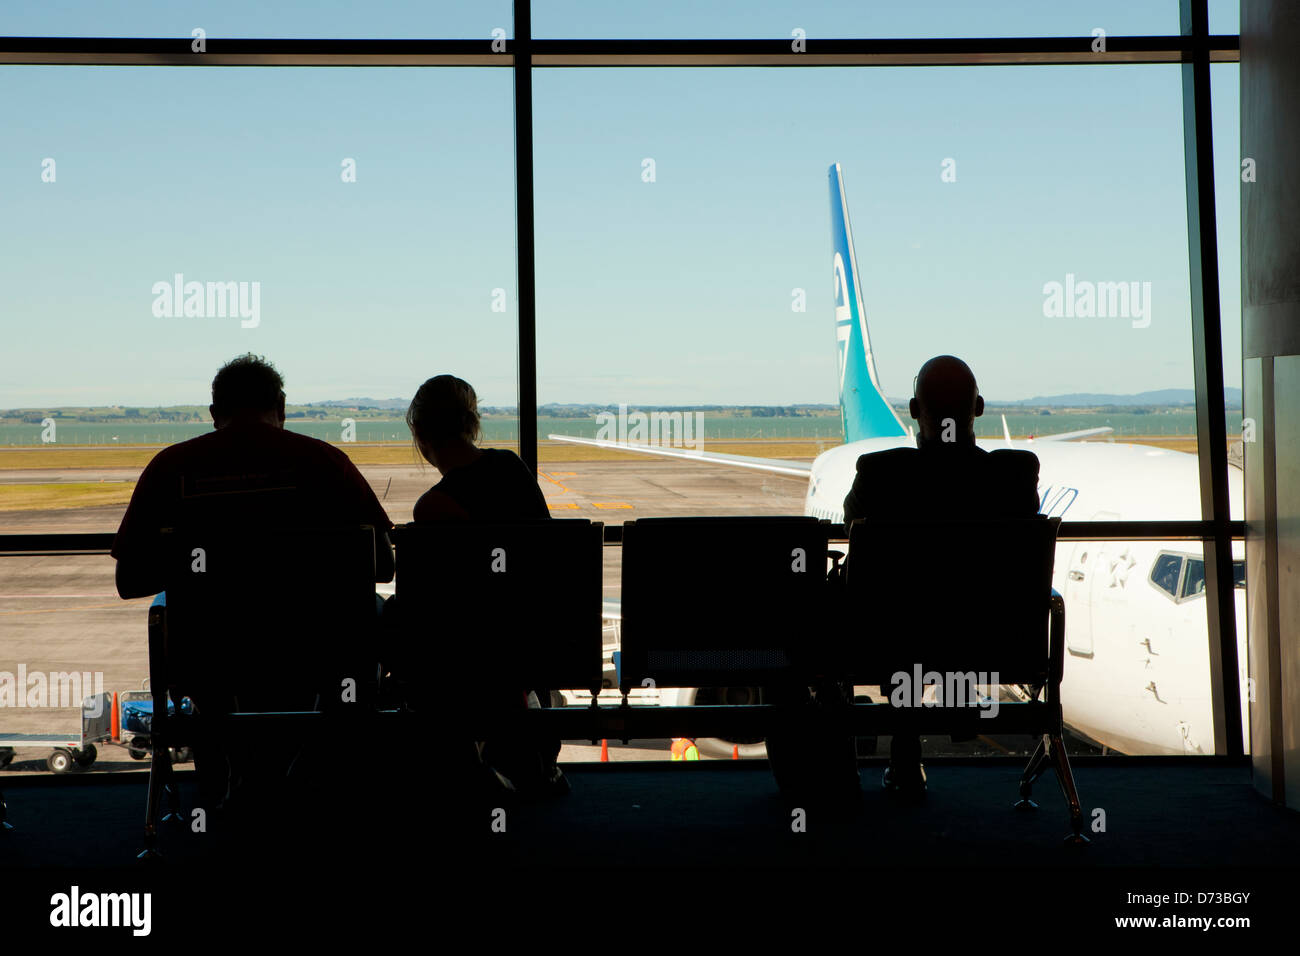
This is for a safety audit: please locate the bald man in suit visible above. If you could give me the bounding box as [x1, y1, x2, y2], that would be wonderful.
[843, 355, 1040, 795]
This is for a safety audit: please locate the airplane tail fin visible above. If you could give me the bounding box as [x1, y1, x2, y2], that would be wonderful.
[829, 163, 909, 442]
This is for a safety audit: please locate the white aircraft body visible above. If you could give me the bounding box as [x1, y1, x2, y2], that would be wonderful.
[552, 163, 1247, 757]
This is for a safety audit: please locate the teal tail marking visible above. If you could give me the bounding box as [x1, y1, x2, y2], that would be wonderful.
[829, 163, 909, 442]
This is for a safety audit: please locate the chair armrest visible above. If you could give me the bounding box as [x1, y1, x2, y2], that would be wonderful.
[1048, 588, 1066, 687]
[146, 605, 168, 706]
[146, 605, 181, 743]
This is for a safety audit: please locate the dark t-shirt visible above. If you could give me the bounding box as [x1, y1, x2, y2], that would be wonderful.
[842, 444, 1040, 522]
[112, 421, 393, 591]
[414, 448, 549, 521]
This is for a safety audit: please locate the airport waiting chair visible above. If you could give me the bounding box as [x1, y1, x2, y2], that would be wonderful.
[139, 524, 381, 859]
[619, 517, 831, 721]
[840, 515, 1086, 843]
[389, 520, 605, 735]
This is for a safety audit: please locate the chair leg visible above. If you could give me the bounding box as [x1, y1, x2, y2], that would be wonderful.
[139, 743, 178, 859]
[139, 761, 163, 859]
[1015, 734, 1050, 810]
[162, 779, 182, 823]
[160, 748, 182, 824]
[1048, 732, 1089, 845]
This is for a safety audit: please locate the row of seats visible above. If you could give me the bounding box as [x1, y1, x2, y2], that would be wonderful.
[154, 515, 1060, 695]
[136, 515, 1084, 849]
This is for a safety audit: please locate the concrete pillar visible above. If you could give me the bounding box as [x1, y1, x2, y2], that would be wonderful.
[1241, 0, 1300, 807]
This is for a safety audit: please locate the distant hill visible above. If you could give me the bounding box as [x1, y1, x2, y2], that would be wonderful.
[991, 388, 1242, 408]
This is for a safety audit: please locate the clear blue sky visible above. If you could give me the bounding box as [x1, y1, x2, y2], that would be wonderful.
[0, 1, 1242, 408]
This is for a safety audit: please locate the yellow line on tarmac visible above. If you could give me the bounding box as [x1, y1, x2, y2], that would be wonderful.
[536, 470, 575, 495]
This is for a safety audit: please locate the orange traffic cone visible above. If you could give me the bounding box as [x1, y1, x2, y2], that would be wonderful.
[600, 739, 609, 762]
[732, 744, 740, 760]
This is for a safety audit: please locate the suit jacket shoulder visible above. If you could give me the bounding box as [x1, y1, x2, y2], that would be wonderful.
[985, 448, 1041, 515]
[854, 446, 915, 475]
[986, 448, 1040, 477]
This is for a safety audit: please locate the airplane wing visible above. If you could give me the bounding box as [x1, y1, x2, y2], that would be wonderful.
[1032, 426, 1114, 442]
[546, 434, 812, 478]
[1003, 413, 1112, 443]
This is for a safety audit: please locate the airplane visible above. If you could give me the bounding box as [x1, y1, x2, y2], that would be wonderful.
[549, 162, 1248, 758]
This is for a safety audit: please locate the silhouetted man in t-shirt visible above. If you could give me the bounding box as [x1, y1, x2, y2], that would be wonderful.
[112, 354, 394, 810]
[843, 355, 1039, 794]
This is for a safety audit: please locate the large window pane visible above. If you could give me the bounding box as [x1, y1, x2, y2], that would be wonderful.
[1, 65, 517, 774]
[534, 64, 1241, 757]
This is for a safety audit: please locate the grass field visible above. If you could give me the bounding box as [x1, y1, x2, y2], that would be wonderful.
[0, 481, 137, 511]
[0, 439, 834, 470]
[0, 436, 1208, 471]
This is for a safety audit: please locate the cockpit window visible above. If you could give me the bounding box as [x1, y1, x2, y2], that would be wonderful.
[1181, 558, 1206, 599]
[1151, 553, 1243, 603]
[1150, 553, 1183, 597]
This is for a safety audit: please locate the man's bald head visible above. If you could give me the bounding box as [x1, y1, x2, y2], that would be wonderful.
[908, 355, 984, 446]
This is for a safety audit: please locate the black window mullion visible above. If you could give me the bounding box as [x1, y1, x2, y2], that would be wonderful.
[513, 1, 538, 473]
[1180, 0, 1242, 757]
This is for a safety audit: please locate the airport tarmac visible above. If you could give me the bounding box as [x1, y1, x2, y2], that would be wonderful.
[0, 456, 809, 772]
